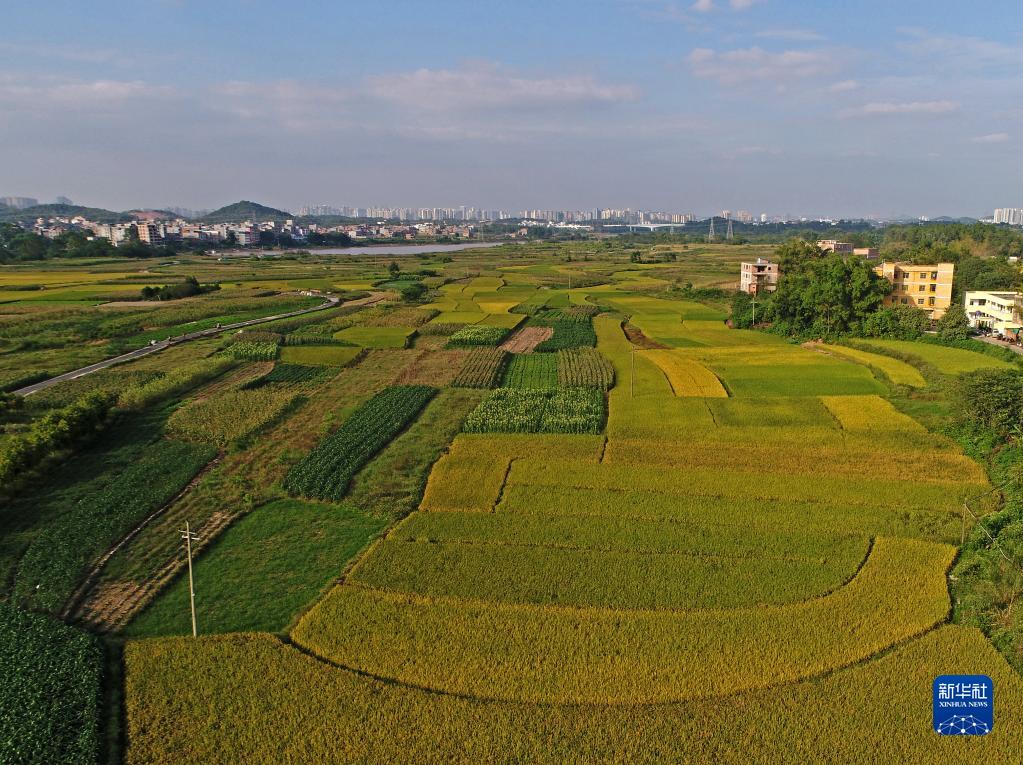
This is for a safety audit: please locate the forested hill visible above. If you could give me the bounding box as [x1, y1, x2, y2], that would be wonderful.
[199, 201, 291, 223]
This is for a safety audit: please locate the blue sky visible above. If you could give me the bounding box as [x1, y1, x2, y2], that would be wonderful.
[2, 1, 1022, 217]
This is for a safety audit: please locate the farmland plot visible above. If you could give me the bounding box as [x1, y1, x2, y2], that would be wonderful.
[113, 266, 1023, 763]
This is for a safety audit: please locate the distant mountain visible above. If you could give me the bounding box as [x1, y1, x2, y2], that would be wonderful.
[0, 203, 131, 224]
[200, 200, 292, 223]
[126, 209, 180, 221]
[931, 216, 979, 224]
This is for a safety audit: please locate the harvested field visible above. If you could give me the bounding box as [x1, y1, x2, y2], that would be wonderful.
[500, 326, 553, 353]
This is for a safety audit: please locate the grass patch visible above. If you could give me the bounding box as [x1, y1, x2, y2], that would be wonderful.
[123, 500, 386, 636]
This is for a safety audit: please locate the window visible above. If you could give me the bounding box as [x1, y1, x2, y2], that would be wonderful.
[929, 297, 935, 306]
[919, 285, 925, 292]
[919, 272, 927, 279]
[918, 298, 924, 305]
[931, 271, 938, 280]
[901, 297, 908, 304]
[930, 284, 936, 292]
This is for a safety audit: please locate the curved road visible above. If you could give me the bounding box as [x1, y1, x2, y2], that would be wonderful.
[13, 292, 383, 397]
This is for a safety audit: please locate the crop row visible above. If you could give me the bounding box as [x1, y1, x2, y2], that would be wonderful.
[167, 387, 298, 449]
[463, 388, 605, 434]
[500, 353, 559, 390]
[283, 385, 436, 501]
[445, 325, 510, 347]
[14, 437, 216, 613]
[249, 362, 333, 387]
[221, 341, 279, 361]
[0, 604, 102, 765]
[557, 348, 614, 390]
[451, 348, 508, 388]
[293, 537, 953, 704]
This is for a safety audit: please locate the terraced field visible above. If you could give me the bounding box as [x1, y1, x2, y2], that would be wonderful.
[103, 277, 1023, 761]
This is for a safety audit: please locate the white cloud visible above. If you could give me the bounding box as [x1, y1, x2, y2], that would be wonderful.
[755, 28, 824, 41]
[898, 28, 1023, 71]
[828, 80, 859, 93]
[687, 46, 835, 86]
[367, 64, 639, 111]
[842, 100, 959, 117]
[971, 132, 1009, 144]
[0, 75, 167, 107]
[692, 0, 714, 12]
[729, 0, 761, 8]
[734, 145, 781, 155]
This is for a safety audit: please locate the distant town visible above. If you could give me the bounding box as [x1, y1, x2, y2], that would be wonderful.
[4, 194, 1023, 252]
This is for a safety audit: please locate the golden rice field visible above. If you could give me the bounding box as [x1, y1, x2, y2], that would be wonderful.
[639, 348, 728, 396]
[102, 265, 1022, 762]
[819, 343, 927, 387]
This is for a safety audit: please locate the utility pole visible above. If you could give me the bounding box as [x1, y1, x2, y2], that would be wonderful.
[708, 217, 716, 242]
[726, 218, 734, 241]
[752, 291, 756, 326]
[180, 522, 199, 638]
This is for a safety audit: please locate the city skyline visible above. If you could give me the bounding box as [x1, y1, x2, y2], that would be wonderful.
[3, 1, 1023, 217]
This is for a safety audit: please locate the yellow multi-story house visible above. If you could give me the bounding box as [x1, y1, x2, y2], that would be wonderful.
[873, 261, 955, 319]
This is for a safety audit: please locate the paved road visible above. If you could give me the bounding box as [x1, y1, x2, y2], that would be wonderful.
[12, 294, 362, 397]
[976, 335, 1023, 355]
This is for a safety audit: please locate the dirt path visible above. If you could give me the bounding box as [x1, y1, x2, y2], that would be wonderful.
[623, 323, 667, 349]
[500, 326, 553, 353]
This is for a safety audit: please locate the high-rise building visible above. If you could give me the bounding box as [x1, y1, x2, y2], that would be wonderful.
[994, 208, 1023, 225]
[54, 196, 73, 206]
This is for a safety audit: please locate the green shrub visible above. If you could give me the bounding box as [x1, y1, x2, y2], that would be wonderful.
[0, 392, 114, 492]
[951, 368, 1023, 438]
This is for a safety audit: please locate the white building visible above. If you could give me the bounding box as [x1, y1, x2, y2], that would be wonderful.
[739, 258, 779, 294]
[964, 290, 1022, 335]
[994, 208, 1023, 225]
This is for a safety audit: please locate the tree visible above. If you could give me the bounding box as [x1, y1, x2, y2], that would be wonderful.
[952, 368, 1023, 438]
[861, 304, 929, 339]
[388, 260, 401, 278]
[730, 292, 754, 329]
[398, 282, 427, 302]
[767, 239, 889, 337]
[937, 302, 971, 341]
